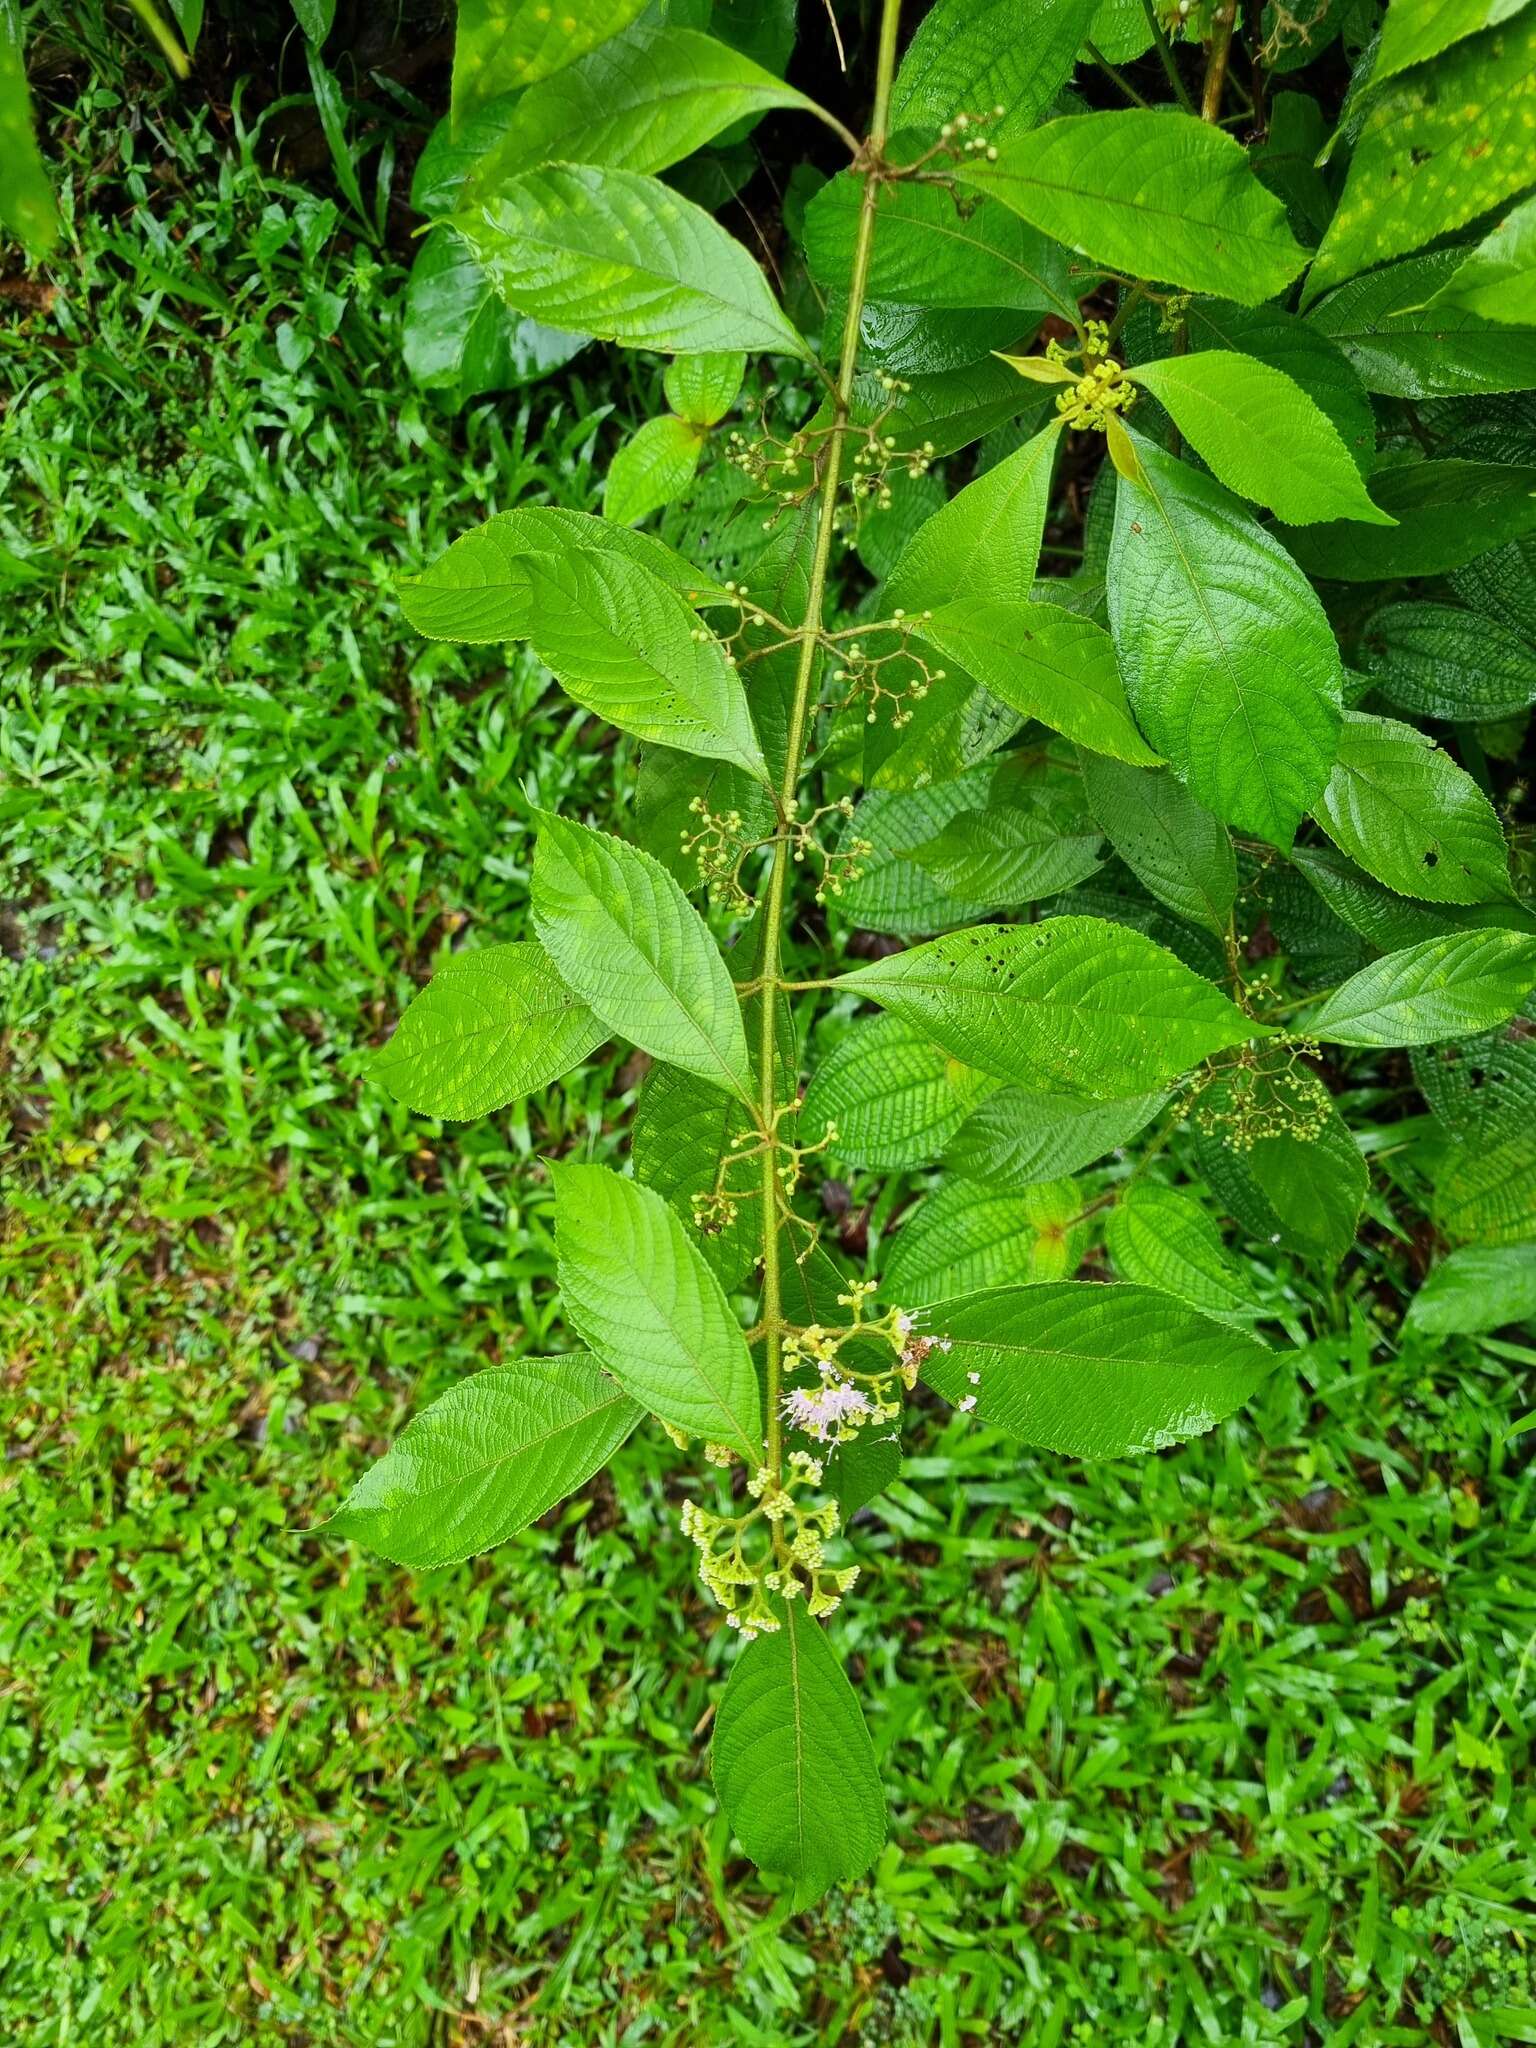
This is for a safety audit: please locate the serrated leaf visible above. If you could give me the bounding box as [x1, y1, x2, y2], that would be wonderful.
[1292, 843, 1536, 952]
[633, 1063, 760, 1288]
[373, 943, 604, 1119]
[885, 420, 1061, 610]
[603, 415, 707, 527]
[1308, 11, 1536, 298]
[1314, 711, 1513, 906]
[1412, 992, 1536, 1148]
[833, 916, 1257, 1099]
[402, 228, 586, 401]
[1128, 351, 1393, 526]
[330, 1357, 641, 1568]
[455, 165, 808, 357]
[804, 176, 1078, 319]
[460, 25, 814, 192]
[829, 1433, 902, 1517]
[914, 798, 1105, 908]
[1425, 193, 1536, 327]
[1184, 298, 1375, 473]
[1108, 430, 1343, 847]
[1358, 602, 1536, 722]
[1194, 1066, 1366, 1262]
[452, 0, 647, 121]
[1078, 753, 1237, 939]
[532, 813, 752, 1096]
[1372, 0, 1532, 84]
[845, 355, 1034, 458]
[946, 1085, 1167, 1187]
[921, 1282, 1274, 1453]
[712, 1604, 886, 1909]
[520, 550, 766, 774]
[1431, 1126, 1536, 1247]
[1406, 1244, 1536, 1333]
[913, 601, 1161, 766]
[398, 507, 724, 641]
[887, 0, 1098, 139]
[553, 1161, 761, 1457]
[1282, 460, 1536, 581]
[837, 766, 1008, 935]
[1304, 930, 1536, 1046]
[1308, 251, 1536, 397]
[1106, 1184, 1260, 1325]
[800, 1013, 996, 1171]
[664, 350, 746, 426]
[883, 1178, 1086, 1305]
[957, 111, 1307, 306]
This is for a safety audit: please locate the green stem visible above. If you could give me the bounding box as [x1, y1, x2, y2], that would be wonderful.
[756, 0, 903, 1485]
[1084, 39, 1152, 108]
[1140, 0, 1196, 113]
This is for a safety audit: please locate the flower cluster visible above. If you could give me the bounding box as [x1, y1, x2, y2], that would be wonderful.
[1190, 1042, 1333, 1150]
[1042, 324, 1137, 434]
[680, 1451, 859, 1639]
[786, 794, 873, 904]
[829, 612, 945, 729]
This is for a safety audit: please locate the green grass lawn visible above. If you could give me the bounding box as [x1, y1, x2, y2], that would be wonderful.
[3, 61, 1536, 2048]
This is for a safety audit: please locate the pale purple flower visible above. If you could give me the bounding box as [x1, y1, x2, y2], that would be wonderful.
[782, 1379, 873, 1441]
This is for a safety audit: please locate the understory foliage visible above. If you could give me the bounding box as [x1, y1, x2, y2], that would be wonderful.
[317, 0, 1532, 1903]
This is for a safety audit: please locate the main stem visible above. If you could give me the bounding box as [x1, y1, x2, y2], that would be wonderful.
[756, 0, 902, 1483]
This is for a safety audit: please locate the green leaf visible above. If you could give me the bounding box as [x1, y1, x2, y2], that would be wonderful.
[402, 228, 586, 401]
[1406, 1244, 1536, 1334]
[920, 1282, 1274, 1454]
[1304, 930, 1536, 1046]
[532, 813, 753, 1096]
[1292, 843, 1536, 952]
[522, 550, 766, 774]
[1308, 251, 1536, 397]
[603, 415, 707, 527]
[884, 420, 1060, 611]
[460, 25, 814, 192]
[829, 1434, 902, 1518]
[838, 766, 1011, 935]
[914, 796, 1105, 909]
[1078, 753, 1236, 940]
[1106, 1184, 1261, 1326]
[887, 0, 1098, 139]
[330, 1357, 641, 1568]
[398, 507, 724, 642]
[1193, 1066, 1366, 1263]
[883, 1179, 1085, 1306]
[373, 943, 604, 1119]
[552, 1161, 761, 1458]
[452, 0, 647, 120]
[957, 111, 1307, 306]
[1358, 602, 1536, 722]
[913, 601, 1162, 767]
[804, 176, 1078, 319]
[290, 0, 335, 40]
[946, 1086, 1167, 1187]
[1429, 1125, 1536, 1248]
[455, 166, 808, 357]
[1314, 712, 1514, 906]
[1183, 299, 1376, 478]
[0, 9, 58, 257]
[846, 355, 1034, 458]
[664, 350, 746, 426]
[1128, 352, 1394, 526]
[1281, 461, 1536, 580]
[1108, 430, 1343, 847]
[712, 1604, 886, 1909]
[1307, 10, 1536, 298]
[800, 1014, 996, 1171]
[1372, 0, 1532, 88]
[632, 1063, 760, 1289]
[833, 916, 1257, 1099]
[1412, 991, 1536, 1148]
[1424, 193, 1536, 327]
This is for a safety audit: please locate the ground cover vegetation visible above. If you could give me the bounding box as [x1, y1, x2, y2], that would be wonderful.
[1, 0, 1535, 2041]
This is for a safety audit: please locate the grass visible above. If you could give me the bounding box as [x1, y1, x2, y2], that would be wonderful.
[3, 48, 1536, 2048]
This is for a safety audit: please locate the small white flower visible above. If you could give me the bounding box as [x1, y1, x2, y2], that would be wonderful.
[957, 1395, 977, 1413]
[966, 1371, 980, 1385]
[782, 1379, 873, 1442]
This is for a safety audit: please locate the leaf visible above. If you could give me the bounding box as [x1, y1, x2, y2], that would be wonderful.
[833, 916, 1257, 1099]
[829, 1434, 902, 1518]
[1078, 753, 1236, 939]
[0, 10, 58, 257]
[837, 766, 1011, 935]
[804, 176, 1078, 319]
[1292, 843, 1536, 953]
[373, 943, 603, 1119]
[289, 0, 335, 39]
[398, 508, 724, 642]
[1183, 299, 1376, 477]
[914, 797, 1105, 908]
[532, 813, 753, 1096]
[1281, 461, 1536, 580]
[632, 1062, 760, 1288]
[460, 25, 815, 192]
[451, 0, 647, 121]
[330, 1357, 640, 1568]
[957, 111, 1307, 306]
[552, 1161, 761, 1458]
[402, 228, 586, 401]
[521, 549, 765, 775]
[1314, 712, 1513, 906]
[883, 1179, 1086, 1305]
[913, 601, 1161, 767]
[1424, 193, 1536, 327]
[885, 420, 1061, 610]
[603, 415, 707, 527]
[712, 1603, 886, 1909]
[1128, 352, 1393, 526]
[1304, 930, 1536, 1046]
[800, 1014, 996, 1171]
[1308, 251, 1536, 397]
[946, 1085, 1167, 1187]
[920, 1282, 1274, 1453]
[1194, 1066, 1366, 1262]
[1406, 1244, 1536, 1334]
[1431, 1125, 1536, 1248]
[1358, 602, 1536, 722]
[1372, 0, 1532, 89]
[664, 350, 746, 426]
[887, 0, 1098, 139]
[1108, 430, 1343, 848]
[412, 95, 526, 215]
[1412, 993, 1536, 1148]
[455, 165, 807, 358]
[1307, 11, 1536, 298]
[1106, 1185, 1261, 1326]
[846, 355, 1034, 458]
